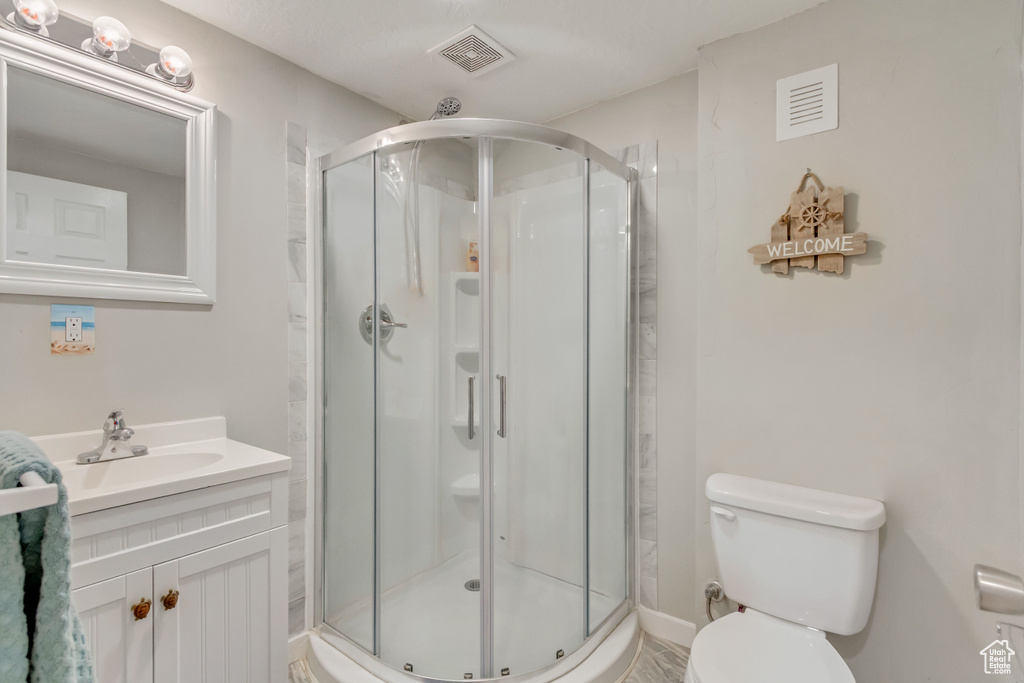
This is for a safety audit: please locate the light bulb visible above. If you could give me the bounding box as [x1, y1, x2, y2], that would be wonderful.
[81, 16, 130, 62]
[146, 45, 192, 80]
[8, 0, 58, 36]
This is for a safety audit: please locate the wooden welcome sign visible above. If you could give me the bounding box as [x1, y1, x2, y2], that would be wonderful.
[748, 171, 867, 275]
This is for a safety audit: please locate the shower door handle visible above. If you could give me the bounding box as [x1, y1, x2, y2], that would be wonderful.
[468, 376, 475, 440]
[497, 374, 507, 438]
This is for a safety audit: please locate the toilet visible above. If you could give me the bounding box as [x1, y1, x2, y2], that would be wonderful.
[684, 474, 886, 683]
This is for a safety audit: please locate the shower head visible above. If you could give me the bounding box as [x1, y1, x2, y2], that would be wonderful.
[430, 97, 462, 120]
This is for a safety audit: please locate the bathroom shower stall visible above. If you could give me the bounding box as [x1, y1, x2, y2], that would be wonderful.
[314, 119, 635, 682]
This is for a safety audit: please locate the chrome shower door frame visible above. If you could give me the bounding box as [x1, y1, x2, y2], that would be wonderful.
[477, 137, 494, 677]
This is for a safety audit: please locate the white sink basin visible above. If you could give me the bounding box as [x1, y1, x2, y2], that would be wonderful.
[33, 417, 290, 515]
[59, 451, 224, 492]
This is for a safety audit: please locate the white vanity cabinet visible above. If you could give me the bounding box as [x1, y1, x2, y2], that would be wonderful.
[69, 471, 289, 683]
[73, 568, 154, 682]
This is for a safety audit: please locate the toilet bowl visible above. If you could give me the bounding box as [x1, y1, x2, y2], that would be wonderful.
[683, 610, 853, 683]
[687, 474, 885, 683]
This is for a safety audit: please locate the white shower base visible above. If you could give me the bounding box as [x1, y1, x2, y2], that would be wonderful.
[317, 552, 633, 682]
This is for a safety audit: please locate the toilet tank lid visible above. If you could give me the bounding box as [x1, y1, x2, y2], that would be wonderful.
[706, 474, 886, 531]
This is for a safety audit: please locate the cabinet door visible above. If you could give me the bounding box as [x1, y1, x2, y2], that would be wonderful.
[153, 528, 288, 683]
[72, 568, 153, 683]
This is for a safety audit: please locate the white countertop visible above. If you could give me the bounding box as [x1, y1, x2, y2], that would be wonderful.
[32, 417, 291, 516]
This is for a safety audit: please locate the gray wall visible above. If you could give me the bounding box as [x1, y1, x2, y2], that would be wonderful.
[696, 0, 1023, 680]
[0, 0, 400, 450]
[549, 72, 700, 622]
[552, 5, 1024, 680]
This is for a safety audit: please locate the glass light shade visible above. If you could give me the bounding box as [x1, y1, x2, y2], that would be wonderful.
[84, 16, 130, 57]
[153, 45, 192, 79]
[10, 0, 58, 32]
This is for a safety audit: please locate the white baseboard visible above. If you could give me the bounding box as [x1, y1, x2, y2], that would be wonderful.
[638, 607, 696, 648]
[289, 631, 311, 664]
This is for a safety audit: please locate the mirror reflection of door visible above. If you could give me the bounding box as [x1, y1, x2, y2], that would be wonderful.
[6, 171, 127, 270]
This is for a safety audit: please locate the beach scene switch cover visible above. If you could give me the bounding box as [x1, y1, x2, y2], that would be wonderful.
[51, 304, 95, 355]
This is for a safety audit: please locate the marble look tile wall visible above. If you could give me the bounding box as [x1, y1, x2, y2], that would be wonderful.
[286, 121, 309, 636]
[618, 141, 659, 611]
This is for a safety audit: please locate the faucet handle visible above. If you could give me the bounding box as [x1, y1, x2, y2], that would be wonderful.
[104, 409, 126, 433]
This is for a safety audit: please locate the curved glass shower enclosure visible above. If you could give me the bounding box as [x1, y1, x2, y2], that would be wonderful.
[316, 119, 634, 682]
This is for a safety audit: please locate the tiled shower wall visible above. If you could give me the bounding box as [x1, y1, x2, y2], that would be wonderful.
[619, 142, 659, 611]
[286, 122, 309, 636]
[285, 133, 660, 638]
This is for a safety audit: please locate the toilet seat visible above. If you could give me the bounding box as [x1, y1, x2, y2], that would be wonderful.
[685, 609, 855, 683]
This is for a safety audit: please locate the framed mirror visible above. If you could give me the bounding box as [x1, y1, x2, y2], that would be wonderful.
[0, 24, 215, 303]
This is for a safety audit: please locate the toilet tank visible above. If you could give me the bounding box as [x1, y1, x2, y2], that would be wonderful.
[706, 473, 886, 636]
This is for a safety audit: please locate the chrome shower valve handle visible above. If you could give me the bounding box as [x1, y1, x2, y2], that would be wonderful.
[381, 309, 408, 330]
[358, 303, 408, 344]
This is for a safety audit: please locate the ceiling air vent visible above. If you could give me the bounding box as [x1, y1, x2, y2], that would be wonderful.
[776, 64, 838, 141]
[430, 25, 515, 77]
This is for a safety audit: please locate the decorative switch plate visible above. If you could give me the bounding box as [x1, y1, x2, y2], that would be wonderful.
[51, 304, 94, 355]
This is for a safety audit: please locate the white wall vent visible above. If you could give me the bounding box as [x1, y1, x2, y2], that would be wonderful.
[776, 64, 838, 141]
[429, 25, 515, 78]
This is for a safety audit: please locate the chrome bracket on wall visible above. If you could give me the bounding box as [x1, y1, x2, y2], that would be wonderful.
[358, 303, 407, 344]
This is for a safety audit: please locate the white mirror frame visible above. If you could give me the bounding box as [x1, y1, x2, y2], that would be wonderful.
[0, 27, 216, 304]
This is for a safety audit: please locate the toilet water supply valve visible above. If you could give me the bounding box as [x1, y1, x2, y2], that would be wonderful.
[705, 581, 725, 622]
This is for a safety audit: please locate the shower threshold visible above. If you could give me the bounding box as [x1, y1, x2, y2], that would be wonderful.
[325, 551, 621, 678]
[310, 605, 638, 683]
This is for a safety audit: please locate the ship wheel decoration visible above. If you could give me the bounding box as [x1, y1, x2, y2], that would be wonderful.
[800, 203, 826, 230]
[748, 170, 868, 275]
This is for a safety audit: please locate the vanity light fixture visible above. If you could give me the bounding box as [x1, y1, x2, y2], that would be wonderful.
[146, 45, 192, 84]
[81, 15, 130, 62]
[8, 0, 58, 36]
[1, 7, 195, 91]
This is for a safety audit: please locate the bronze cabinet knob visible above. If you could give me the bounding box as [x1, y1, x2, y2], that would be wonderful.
[161, 589, 180, 611]
[131, 598, 151, 621]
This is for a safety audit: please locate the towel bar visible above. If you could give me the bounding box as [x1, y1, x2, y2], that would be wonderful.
[0, 471, 59, 517]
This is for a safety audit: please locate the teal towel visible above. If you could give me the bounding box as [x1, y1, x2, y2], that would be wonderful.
[0, 431, 92, 683]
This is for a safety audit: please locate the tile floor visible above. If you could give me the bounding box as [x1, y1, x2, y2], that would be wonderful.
[623, 634, 689, 682]
[289, 632, 689, 682]
[288, 659, 316, 683]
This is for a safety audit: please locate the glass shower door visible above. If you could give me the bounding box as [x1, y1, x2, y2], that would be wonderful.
[375, 139, 483, 681]
[488, 139, 588, 677]
[587, 162, 630, 630]
[322, 154, 376, 652]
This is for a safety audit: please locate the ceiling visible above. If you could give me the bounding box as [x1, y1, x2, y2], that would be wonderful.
[160, 0, 823, 123]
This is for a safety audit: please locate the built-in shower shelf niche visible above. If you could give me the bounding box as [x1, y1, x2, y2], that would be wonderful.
[451, 272, 480, 429]
[455, 351, 479, 368]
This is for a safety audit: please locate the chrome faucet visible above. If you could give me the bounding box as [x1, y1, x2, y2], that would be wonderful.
[76, 409, 149, 464]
